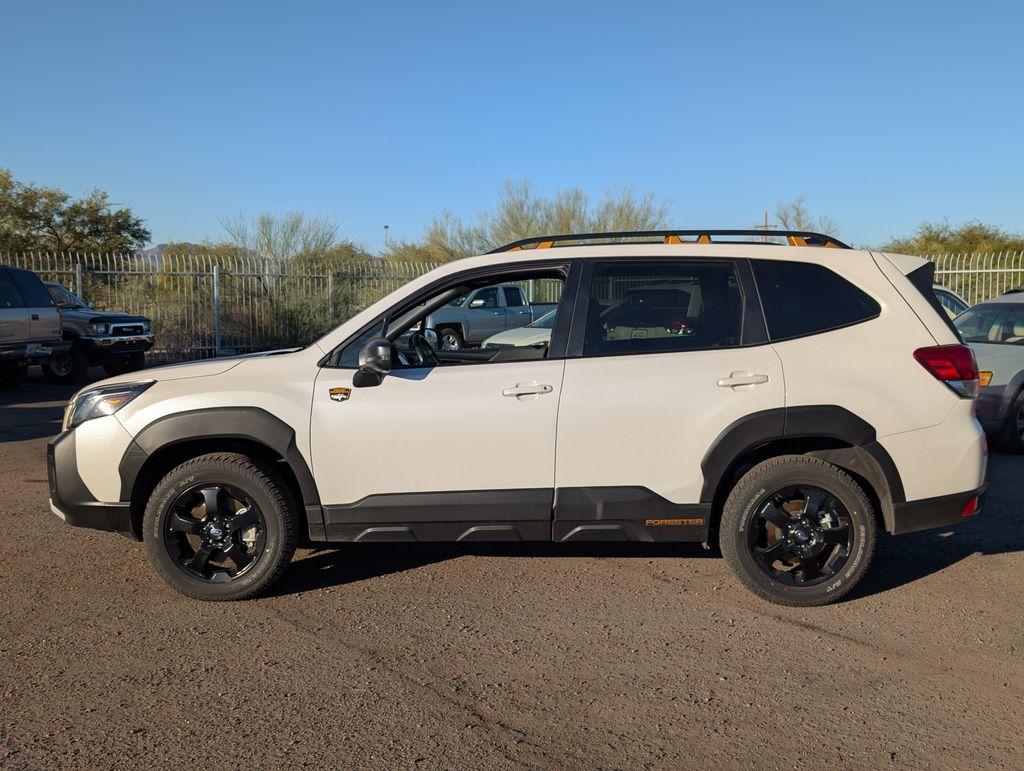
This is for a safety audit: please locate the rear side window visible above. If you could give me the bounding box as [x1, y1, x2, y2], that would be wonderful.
[503, 287, 524, 307]
[583, 261, 744, 356]
[8, 268, 55, 308]
[752, 260, 880, 341]
[0, 269, 24, 309]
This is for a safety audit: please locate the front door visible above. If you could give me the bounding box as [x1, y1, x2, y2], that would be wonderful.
[309, 263, 574, 543]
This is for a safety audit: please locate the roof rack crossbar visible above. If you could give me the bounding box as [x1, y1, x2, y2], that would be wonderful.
[488, 229, 850, 253]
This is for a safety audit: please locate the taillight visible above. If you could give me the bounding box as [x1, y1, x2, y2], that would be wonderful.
[913, 344, 979, 398]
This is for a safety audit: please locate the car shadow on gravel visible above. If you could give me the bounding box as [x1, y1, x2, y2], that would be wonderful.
[847, 452, 1024, 601]
[268, 542, 714, 597]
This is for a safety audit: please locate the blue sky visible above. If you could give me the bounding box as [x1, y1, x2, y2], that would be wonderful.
[3, 0, 1022, 251]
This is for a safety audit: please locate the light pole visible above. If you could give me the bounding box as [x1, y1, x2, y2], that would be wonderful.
[384, 224, 390, 250]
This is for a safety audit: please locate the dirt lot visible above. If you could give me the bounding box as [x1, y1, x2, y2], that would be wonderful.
[1, 373, 1022, 769]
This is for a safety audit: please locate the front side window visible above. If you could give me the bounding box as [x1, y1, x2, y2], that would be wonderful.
[583, 261, 743, 356]
[752, 260, 880, 341]
[333, 271, 566, 368]
[955, 304, 1024, 345]
[472, 288, 499, 309]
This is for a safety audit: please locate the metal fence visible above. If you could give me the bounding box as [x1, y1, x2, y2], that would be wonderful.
[931, 251, 1024, 306]
[6, 252, 440, 361]
[4, 249, 1022, 362]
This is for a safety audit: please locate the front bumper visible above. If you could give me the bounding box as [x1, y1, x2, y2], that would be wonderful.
[890, 484, 986, 535]
[47, 428, 135, 538]
[80, 333, 155, 356]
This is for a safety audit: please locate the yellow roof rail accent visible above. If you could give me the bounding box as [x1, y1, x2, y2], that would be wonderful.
[537, 241, 553, 249]
[664, 235, 682, 244]
[696, 234, 712, 244]
[507, 245, 522, 251]
[787, 236, 808, 247]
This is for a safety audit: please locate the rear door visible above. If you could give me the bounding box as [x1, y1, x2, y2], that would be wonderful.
[553, 258, 785, 542]
[7, 268, 60, 341]
[0, 268, 31, 347]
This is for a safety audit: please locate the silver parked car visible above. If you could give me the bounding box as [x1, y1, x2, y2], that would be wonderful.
[954, 291, 1024, 451]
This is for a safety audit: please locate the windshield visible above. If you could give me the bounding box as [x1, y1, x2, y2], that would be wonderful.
[527, 310, 557, 329]
[46, 284, 87, 308]
[954, 303, 1024, 345]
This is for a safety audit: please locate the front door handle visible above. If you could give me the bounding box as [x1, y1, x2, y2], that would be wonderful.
[717, 371, 769, 388]
[502, 382, 554, 398]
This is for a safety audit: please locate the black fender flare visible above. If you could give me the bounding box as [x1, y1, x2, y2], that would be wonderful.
[118, 406, 322, 509]
[699, 405, 905, 532]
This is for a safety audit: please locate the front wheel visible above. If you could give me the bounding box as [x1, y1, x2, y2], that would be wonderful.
[143, 453, 297, 601]
[437, 326, 464, 351]
[720, 455, 876, 607]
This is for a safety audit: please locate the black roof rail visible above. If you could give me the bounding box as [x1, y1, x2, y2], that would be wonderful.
[487, 229, 851, 253]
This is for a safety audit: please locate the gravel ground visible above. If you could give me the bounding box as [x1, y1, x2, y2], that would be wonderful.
[1, 373, 1022, 769]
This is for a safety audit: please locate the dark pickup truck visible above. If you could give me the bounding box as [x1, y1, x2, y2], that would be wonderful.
[42, 282, 154, 383]
[0, 266, 67, 388]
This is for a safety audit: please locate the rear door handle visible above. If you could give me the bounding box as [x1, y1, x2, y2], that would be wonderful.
[717, 371, 769, 388]
[502, 382, 554, 398]
[31, 314, 39, 320]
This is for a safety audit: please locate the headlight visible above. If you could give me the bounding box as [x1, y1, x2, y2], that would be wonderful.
[65, 381, 154, 430]
[87, 323, 109, 335]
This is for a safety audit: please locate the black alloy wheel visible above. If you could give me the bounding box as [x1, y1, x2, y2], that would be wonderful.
[163, 483, 266, 583]
[143, 453, 296, 601]
[747, 485, 852, 587]
[721, 455, 876, 606]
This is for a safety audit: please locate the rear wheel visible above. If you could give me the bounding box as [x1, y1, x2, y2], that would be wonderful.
[997, 390, 1024, 453]
[720, 455, 876, 607]
[43, 342, 88, 384]
[143, 453, 297, 601]
[438, 326, 464, 351]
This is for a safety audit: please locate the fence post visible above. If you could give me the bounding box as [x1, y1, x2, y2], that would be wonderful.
[212, 264, 222, 356]
[75, 261, 83, 297]
[328, 273, 334, 319]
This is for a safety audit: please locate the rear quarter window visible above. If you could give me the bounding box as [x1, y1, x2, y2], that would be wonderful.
[752, 260, 881, 341]
[0, 269, 25, 309]
[8, 268, 55, 308]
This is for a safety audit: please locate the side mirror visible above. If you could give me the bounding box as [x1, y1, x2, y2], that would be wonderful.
[422, 328, 439, 348]
[469, 298, 486, 309]
[353, 337, 392, 388]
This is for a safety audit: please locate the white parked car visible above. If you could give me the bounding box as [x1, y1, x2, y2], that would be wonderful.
[482, 309, 557, 349]
[49, 229, 987, 606]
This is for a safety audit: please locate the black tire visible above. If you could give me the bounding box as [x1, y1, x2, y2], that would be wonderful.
[0, 364, 27, 390]
[43, 342, 89, 385]
[437, 326, 464, 351]
[720, 455, 876, 607]
[143, 453, 297, 601]
[997, 390, 1024, 454]
[103, 351, 146, 377]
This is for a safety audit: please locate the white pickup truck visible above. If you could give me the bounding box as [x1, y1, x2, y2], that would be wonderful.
[425, 283, 558, 350]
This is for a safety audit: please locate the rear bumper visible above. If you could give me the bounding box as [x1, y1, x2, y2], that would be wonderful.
[47, 428, 136, 538]
[0, 339, 71, 364]
[890, 484, 986, 535]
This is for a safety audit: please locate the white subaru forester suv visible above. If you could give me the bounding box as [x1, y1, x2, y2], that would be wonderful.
[48, 230, 987, 606]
